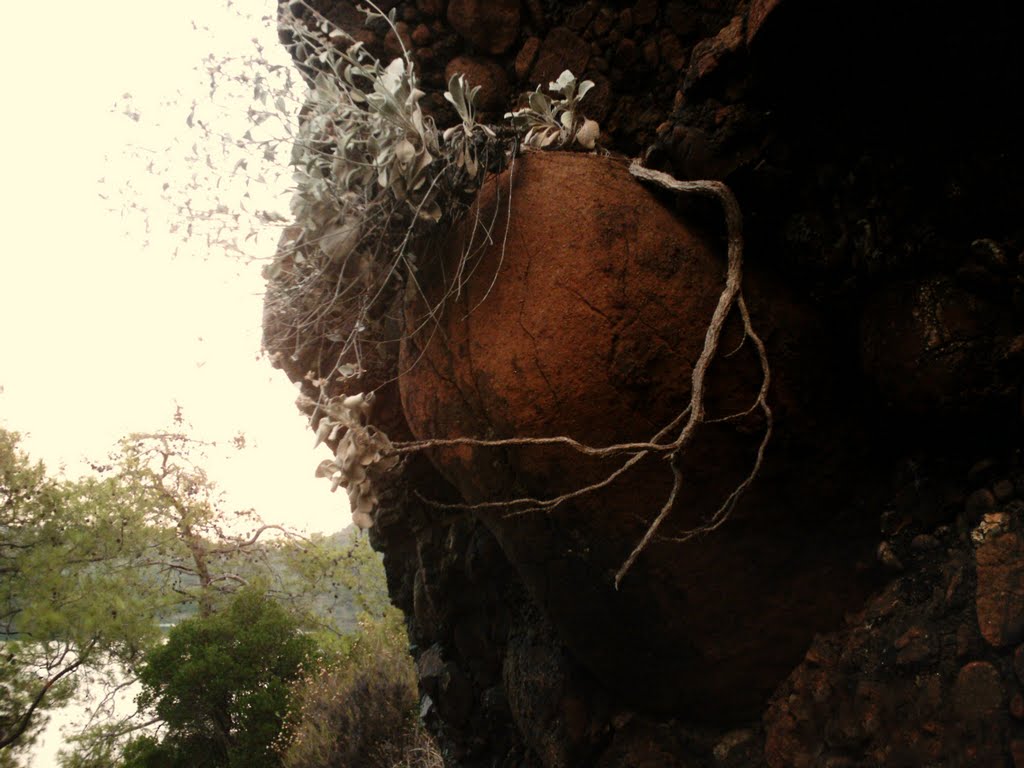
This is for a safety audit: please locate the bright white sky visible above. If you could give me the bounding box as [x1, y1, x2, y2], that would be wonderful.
[0, 0, 351, 533]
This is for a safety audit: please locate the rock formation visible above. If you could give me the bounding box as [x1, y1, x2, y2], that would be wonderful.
[265, 1, 1024, 765]
[399, 150, 872, 721]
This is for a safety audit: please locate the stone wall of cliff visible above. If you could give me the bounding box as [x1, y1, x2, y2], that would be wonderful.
[265, 1, 1024, 765]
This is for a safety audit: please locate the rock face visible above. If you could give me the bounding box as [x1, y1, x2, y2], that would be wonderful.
[763, 483, 1024, 767]
[268, 1, 1024, 765]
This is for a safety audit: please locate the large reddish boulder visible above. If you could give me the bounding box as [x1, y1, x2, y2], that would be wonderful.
[399, 151, 873, 717]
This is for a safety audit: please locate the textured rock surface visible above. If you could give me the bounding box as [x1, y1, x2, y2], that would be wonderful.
[976, 514, 1024, 647]
[861, 275, 1022, 420]
[446, 0, 520, 55]
[763, 481, 1024, 767]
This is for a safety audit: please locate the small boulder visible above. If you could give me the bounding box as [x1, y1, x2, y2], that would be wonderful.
[530, 27, 590, 86]
[975, 522, 1024, 647]
[953, 661, 1004, 719]
[447, 0, 520, 54]
[445, 55, 509, 112]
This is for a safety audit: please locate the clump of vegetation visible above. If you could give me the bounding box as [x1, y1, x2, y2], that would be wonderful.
[262, 2, 602, 533]
[506, 69, 600, 150]
[263, 3, 500, 375]
[279, 610, 441, 768]
[308, 390, 397, 529]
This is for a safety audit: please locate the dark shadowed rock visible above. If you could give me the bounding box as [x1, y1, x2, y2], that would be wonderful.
[685, 14, 744, 92]
[417, 643, 446, 695]
[861, 275, 1021, 421]
[954, 661, 1004, 719]
[514, 36, 541, 80]
[416, 0, 444, 16]
[530, 27, 590, 85]
[763, 516, 1020, 765]
[633, 0, 658, 27]
[437, 662, 474, 726]
[975, 517, 1024, 647]
[995, 479, 1016, 502]
[446, 0, 520, 54]
[445, 55, 509, 112]
[747, 0, 785, 46]
[503, 615, 609, 767]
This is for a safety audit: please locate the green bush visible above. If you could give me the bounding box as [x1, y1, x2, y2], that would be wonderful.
[124, 587, 318, 768]
[280, 610, 440, 768]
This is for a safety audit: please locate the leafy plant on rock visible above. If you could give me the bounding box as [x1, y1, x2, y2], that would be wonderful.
[443, 73, 497, 178]
[264, 1, 499, 361]
[506, 70, 600, 150]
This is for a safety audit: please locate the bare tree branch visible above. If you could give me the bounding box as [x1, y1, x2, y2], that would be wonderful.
[0, 641, 95, 751]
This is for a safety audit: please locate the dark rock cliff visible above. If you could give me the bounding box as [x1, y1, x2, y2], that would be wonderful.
[266, 1, 1024, 765]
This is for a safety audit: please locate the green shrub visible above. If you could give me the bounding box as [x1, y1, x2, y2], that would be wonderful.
[124, 587, 318, 768]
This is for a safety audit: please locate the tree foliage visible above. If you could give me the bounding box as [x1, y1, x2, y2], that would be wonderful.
[123, 587, 318, 768]
[0, 425, 386, 765]
[0, 429, 165, 757]
[98, 425, 303, 619]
